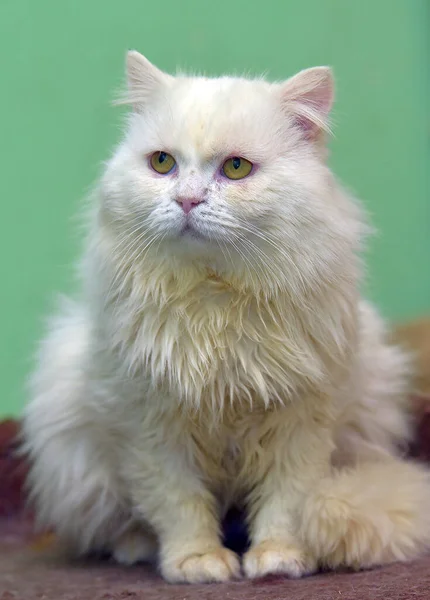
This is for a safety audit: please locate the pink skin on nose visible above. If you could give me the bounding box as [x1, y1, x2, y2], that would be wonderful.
[176, 197, 204, 215]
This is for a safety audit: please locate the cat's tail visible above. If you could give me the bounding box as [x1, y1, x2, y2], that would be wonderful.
[301, 459, 430, 569]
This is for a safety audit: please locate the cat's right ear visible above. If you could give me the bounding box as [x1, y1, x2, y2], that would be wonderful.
[124, 51, 172, 111]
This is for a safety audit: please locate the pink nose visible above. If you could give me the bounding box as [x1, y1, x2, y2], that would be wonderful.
[176, 197, 203, 214]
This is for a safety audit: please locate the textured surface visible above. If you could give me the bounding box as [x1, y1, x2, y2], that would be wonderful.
[2, 407, 430, 599]
[2, 531, 430, 600]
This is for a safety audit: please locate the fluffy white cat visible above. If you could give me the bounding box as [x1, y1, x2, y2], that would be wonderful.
[22, 51, 430, 583]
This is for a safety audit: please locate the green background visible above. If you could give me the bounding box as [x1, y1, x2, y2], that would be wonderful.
[1, 0, 429, 417]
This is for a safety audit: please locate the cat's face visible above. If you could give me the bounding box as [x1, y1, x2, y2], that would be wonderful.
[100, 52, 356, 291]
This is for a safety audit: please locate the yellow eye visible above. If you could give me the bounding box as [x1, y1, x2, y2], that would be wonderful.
[222, 157, 253, 180]
[150, 151, 176, 175]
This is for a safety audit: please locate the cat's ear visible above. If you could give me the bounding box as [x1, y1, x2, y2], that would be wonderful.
[125, 51, 172, 111]
[278, 67, 334, 141]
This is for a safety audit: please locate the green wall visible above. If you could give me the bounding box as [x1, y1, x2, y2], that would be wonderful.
[1, 0, 429, 417]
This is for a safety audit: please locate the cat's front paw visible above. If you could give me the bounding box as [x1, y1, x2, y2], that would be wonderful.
[161, 546, 241, 583]
[243, 540, 317, 579]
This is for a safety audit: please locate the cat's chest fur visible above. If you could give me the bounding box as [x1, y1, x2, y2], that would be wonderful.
[182, 403, 284, 503]
[120, 272, 324, 406]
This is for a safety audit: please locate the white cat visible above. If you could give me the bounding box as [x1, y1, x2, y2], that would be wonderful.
[22, 51, 430, 583]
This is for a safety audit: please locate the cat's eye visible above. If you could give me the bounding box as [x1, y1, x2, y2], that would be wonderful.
[222, 157, 253, 180]
[150, 151, 176, 175]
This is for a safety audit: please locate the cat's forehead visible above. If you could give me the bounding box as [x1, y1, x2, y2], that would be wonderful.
[170, 76, 271, 112]
[146, 76, 280, 159]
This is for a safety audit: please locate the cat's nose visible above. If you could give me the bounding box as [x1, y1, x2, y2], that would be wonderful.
[175, 197, 204, 214]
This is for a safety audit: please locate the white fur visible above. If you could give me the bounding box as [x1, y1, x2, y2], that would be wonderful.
[22, 52, 430, 583]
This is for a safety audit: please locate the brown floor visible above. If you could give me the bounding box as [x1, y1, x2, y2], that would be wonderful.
[2, 516, 430, 600]
[2, 403, 430, 600]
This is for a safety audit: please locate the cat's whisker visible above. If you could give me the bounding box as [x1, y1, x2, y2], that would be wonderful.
[109, 229, 161, 301]
[228, 218, 308, 294]
[220, 239, 235, 275]
[215, 240, 230, 272]
[140, 231, 168, 266]
[110, 231, 166, 317]
[108, 233, 148, 296]
[204, 216, 284, 292]
[198, 214, 307, 293]
[233, 237, 269, 292]
[109, 214, 159, 256]
[227, 237, 261, 292]
[238, 236, 281, 289]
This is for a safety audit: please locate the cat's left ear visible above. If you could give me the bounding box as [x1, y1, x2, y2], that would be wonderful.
[124, 51, 173, 111]
[278, 67, 334, 141]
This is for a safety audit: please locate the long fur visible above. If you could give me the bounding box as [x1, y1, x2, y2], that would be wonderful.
[21, 52, 430, 583]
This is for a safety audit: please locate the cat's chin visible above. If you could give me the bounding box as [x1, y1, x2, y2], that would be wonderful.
[179, 223, 206, 241]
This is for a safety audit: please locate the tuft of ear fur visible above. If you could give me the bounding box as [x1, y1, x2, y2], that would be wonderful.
[279, 66, 334, 140]
[116, 50, 172, 110]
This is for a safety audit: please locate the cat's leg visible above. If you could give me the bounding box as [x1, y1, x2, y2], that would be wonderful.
[125, 424, 240, 583]
[156, 493, 240, 584]
[112, 523, 158, 565]
[301, 459, 430, 569]
[243, 403, 334, 579]
[21, 306, 153, 560]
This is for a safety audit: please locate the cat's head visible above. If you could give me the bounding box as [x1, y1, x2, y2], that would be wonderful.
[99, 51, 362, 296]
